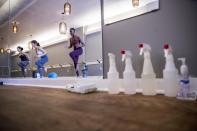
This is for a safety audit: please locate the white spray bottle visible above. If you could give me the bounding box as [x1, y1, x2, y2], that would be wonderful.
[163, 43, 179, 97]
[107, 53, 120, 94]
[121, 49, 136, 79]
[139, 43, 156, 78]
[163, 43, 178, 78]
[121, 49, 137, 94]
[138, 43, 156, 95]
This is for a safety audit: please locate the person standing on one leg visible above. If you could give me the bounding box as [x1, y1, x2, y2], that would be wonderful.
[31, 40, 48, 78]
[68, 28, 85, 77]
[17, 46, 30, 77]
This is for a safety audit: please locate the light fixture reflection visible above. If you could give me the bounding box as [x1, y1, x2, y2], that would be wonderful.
[64, 1, 71, 15]
[28, 42, 33, 50]
[12, 21, 19, 33]
[6, 49, 11, 54]
[132, 0, 139, 7]
[59, 21, 67, 34]
[0, 48, 4, 53]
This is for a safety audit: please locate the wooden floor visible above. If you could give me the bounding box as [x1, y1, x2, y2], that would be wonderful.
[0, 86, 197, 131]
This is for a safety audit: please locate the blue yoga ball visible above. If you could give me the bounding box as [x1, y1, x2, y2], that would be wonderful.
[48, 72, 58, 78]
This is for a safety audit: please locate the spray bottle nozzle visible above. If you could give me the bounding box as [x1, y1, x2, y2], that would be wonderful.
[138, 43, 144, 48]
[178, 57, 186, 65]
[121, 49, 125, 55]
[163, 43, 169, 49]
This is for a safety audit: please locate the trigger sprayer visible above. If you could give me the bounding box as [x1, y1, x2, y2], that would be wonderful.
[121, 49, 126, 62]
[138, 43, 144, 55]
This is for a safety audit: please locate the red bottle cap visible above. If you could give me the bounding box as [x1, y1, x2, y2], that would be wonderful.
[138, 43, 144, 48]
[163, 43, 169, 49]
[121, 49, 125, 54]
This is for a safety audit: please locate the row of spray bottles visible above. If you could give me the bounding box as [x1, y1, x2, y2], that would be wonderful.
[107, 43, 196, 100]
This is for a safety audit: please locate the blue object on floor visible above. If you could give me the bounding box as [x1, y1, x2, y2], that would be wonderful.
[48, 72, 58, 78]
[32, 71, 38, 78]
[81, 63, 88, 78]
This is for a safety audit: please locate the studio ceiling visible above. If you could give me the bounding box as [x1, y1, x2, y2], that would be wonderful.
[0, 0, 7, 7]
[0, 0, 36, 26]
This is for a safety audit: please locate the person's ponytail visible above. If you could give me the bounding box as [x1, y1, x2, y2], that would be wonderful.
[17, 46, 23, 51]
[31, 40, 40, 46]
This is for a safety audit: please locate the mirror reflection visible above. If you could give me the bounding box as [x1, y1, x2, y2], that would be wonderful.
[104, 0, 159, 24]
[0, 0, 103, 78]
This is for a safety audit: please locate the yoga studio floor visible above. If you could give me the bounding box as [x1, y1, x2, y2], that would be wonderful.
[0, 86, 197, 131]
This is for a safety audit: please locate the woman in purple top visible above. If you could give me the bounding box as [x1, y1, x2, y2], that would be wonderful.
[68, 28, 85, 76]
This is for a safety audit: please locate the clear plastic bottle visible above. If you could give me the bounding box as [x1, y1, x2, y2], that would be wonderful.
[82, 63, 88, 78]
[36, 72, 41, 78]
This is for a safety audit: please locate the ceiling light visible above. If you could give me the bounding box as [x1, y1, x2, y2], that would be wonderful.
[12, 21, 19, 34]
[6, 49, 11, 54]
[59, 21, 67, 34]
[64, 1, 71, 15]
[28, 42, 33, 50]
[0, 48, 4, 53]
[132, 0, 139, 7]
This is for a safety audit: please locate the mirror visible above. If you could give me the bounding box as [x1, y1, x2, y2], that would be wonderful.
[0, 0, 11, 77]
[0, 0, 103, 78]
[104, 0, 159, 25]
